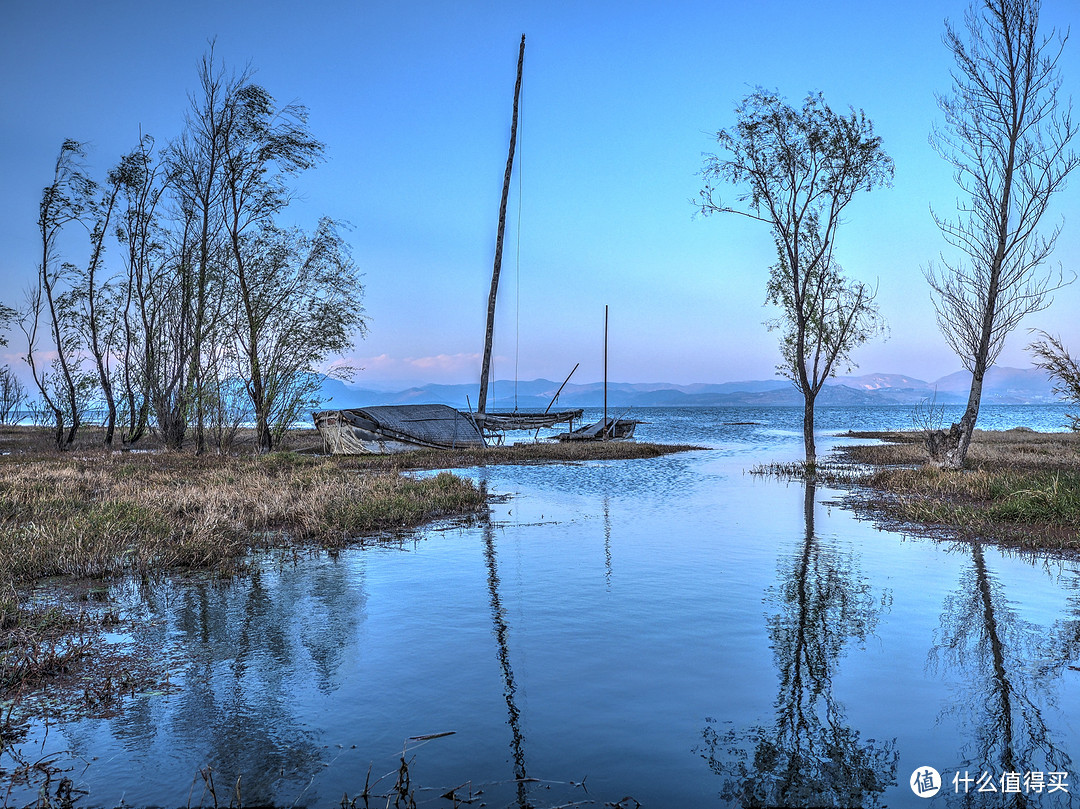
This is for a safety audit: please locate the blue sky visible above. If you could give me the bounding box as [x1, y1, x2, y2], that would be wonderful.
[2, 0, 1078, 389]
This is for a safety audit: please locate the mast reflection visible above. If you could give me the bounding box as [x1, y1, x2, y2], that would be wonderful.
[483, 517, 529, 808]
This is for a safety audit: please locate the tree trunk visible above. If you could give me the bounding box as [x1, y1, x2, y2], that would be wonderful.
[802, 390, 817, 466]
[928, 363, 986, 469]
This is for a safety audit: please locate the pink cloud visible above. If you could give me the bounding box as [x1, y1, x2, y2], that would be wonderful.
[339, 352, 496, 384]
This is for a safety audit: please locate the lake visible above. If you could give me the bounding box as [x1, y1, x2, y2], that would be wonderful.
[5, 405, 1080, 808]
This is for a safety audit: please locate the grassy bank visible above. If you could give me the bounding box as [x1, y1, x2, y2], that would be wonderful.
[833, 428, 1080, 552]
[0, 425, 698, 711]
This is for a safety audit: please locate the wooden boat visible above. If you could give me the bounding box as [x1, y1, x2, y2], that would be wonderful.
[471, 409, 583, 433]
[313, 404, 485, 454]
[554, 307, 641, 442]
[556, 416, 640, 442]
[315, 37, 568, 455]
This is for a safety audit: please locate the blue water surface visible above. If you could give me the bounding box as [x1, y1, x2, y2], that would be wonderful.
[4, 405, 1080, 809]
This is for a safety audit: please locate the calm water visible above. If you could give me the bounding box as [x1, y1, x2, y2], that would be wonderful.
[6, 405, 1080, 808]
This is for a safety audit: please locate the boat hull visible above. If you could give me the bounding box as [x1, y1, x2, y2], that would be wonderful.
[313, 405, 486, 454]
[556, 417, 640, 442]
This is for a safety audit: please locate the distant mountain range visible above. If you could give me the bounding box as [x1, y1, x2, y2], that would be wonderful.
[316, 366, 1062, 410]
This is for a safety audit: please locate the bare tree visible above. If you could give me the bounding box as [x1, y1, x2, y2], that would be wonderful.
[168, 44, 239, 454]
[925, 0, 1078, 468]
[70, 161, 123, 445]
[114, 135, 167, 445]
[699, 89, 893, 464]
[0, 366, 26, 425]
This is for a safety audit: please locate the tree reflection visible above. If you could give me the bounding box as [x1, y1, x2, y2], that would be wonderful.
[699, 479, 897, 807]
[483, 518, 529, 808]
[930, 542, 1074, 808]
[64, 556, 367, 806]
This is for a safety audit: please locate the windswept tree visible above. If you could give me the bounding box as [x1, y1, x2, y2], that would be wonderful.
[1029, 331, 1080, 431]
[23, 140, 94, 450]
[924, 0, 1078, 468]
[214, 72, 330, 452]
[699, 89, 893, 464]
[20, 47, 365, 453]
[70, 156, 125, 446]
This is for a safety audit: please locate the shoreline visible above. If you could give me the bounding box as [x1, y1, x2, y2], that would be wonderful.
[0, 424, 700, 738]
[827, 427, 1080, 555]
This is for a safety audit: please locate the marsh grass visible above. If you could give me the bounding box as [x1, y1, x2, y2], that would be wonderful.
[749, 460, 871, 485]
[0, 454, 486, 584]
[323, 438, 705, 473]
[834, 429, 1080, 551]
[0, 426, 696, 707]
[0, 426, 697, 587]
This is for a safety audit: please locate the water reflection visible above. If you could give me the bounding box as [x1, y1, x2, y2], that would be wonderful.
[61, 557, 368, 806]
[483, 518, 529, 808]
[699, 479, 898, 807]
[930, 543, 1075, 807]
[604, 494, 613, 589]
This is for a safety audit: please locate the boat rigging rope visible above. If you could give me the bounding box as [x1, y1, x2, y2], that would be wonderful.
[514, 57, 523, 412]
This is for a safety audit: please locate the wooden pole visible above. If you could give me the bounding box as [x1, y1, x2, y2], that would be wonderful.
[544, 363, 579, 414]
[478, 34, 525, 418]
[603, 304, 608, 439]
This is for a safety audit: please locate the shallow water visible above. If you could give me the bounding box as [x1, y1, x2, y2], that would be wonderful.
[5, 405, 1080, 808]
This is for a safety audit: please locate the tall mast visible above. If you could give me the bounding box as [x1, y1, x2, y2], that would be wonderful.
[478, 34, 525, 418]
[603, 304, 608, 438]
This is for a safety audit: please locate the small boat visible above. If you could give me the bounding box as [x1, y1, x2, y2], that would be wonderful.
[554, 307, 641, 443]
[471, 409, 583, 433]
[556, 416, 640, 442]
[313, 404, 485, 454]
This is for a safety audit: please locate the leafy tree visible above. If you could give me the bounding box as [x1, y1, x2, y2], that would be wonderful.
[924, 0, 1078, 468]
[1028, 331, 1080, 431]
[699, 89, 892, 464]
[214, 72, 329, 452]
[227, 220, 365, 452]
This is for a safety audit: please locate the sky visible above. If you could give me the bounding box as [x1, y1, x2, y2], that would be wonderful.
[2, 0, 1079, 391]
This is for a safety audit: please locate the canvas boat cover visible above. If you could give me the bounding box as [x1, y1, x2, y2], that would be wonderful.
[314, 404, 486, 454]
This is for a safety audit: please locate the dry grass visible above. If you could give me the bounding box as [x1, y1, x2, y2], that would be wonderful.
[0, 451, 486, 584]
[834, 429, 1080, 551]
